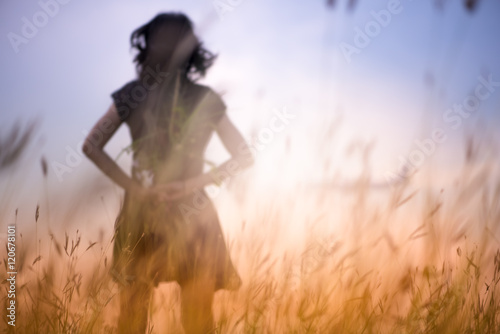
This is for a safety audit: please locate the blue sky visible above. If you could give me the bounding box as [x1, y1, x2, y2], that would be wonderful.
[1, 0, 500, 201]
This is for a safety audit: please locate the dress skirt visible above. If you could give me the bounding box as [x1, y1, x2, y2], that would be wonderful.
[111, 190, 241, 291]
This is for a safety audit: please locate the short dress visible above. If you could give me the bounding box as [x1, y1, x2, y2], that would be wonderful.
[110, 78, 241, 291]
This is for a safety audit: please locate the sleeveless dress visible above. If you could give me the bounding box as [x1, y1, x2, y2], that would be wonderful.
[110, 78, 241, 291]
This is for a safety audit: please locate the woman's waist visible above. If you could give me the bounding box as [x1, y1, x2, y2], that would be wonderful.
[123, 188, 217, 223]
[131, 163, 202, 187]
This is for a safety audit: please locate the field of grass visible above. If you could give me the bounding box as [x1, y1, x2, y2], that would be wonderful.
[1, 128, 500, 334]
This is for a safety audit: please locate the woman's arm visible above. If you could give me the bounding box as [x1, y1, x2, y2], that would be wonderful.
[192, 114, 254, 188]
[83, 104, 145, 195]
[161, 114, 254, 199]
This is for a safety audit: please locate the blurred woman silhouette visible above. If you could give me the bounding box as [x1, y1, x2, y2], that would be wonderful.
[83, 12, 253, 334]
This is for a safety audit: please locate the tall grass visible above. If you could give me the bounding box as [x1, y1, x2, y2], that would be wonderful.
[1, 128, 500, 333]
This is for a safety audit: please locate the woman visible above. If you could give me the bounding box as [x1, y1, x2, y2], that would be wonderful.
[83, 12, 253, 334]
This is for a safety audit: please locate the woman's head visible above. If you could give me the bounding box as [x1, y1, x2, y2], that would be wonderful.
[131, 13, 216, 81]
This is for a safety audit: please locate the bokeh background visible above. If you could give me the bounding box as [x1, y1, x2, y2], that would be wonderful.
[2, 0, 500, 210]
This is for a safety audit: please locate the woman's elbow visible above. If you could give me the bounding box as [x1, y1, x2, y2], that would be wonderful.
[235, 143, 254, 169]
[82, 139, 97, 159]
[237, 153, 254, 170]
[244, 154, 255, 169]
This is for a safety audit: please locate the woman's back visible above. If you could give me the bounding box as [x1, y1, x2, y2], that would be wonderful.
[112, 77, 226, 185]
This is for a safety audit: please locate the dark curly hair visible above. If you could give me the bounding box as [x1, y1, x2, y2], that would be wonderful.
[130, 13, 216, 82]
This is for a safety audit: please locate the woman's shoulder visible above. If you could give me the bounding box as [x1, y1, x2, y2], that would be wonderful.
[111, 79, 143, 101]
[190, 82, 218, 97]
[189, 83, 226, 119]
[111, 79, 143, 122]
